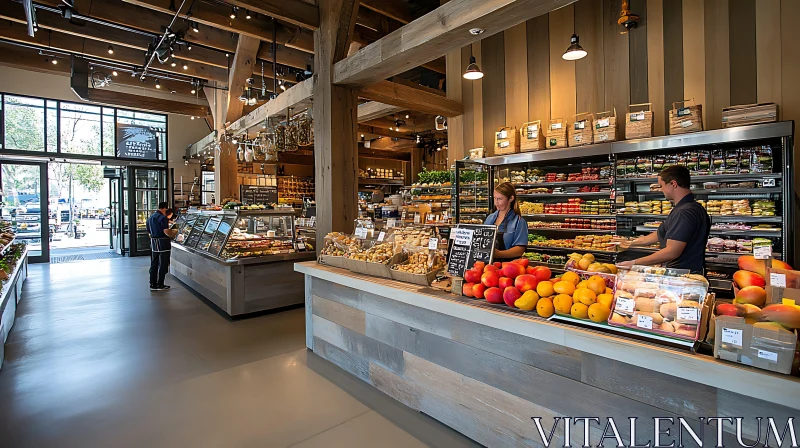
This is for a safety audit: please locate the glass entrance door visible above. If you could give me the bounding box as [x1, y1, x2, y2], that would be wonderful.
[129, 167, 167, 257]
[109, 176, 126, 255]
[0, 162, 49, 262]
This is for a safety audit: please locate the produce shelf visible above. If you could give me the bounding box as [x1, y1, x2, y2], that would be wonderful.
[527, 245, 617, 255]
[527, 228, 616, 234]
[359, 178, 405, 185]
[517, 192, 612, 198]
[618, 214, 783, 223]
[633, 226, 782, 237]
[549, 314, 696, 349]
[523, 214, 614, 219]
[0, 236, 16, 256]
[634, 187, 782, 195]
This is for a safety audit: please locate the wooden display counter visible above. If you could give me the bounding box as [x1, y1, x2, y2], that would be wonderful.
[0, 246, 28, 369]
[171, 245, 315, 316]
[295, 262, 800, 447]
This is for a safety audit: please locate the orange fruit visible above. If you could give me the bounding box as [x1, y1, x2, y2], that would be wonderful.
[536, 297, 554, 317]
[574, 288, 597, 306]
[553, 281, 576, 296]
[586, 276, 607, 295]
[571, 303, 590, 319]
[605, 287, 613, 295]
[536, 281, 555, 297]
[577, 280, 588, 290]
[597, 293, 614, 309]
[588, 303, 612, 322]
[553, 294, 573, 314]
[561, 271, 581, 286]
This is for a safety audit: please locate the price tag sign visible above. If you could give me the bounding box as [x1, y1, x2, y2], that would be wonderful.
[413, 213, 421, 224]
[354, 227, 368, 239]
[769, 273, 787, 288]
[387, 218, 397, 228]
[677, 307, 699, 322]
[721, 328, 743, 347]
[497, 130, 508, 139]
[401, 211, 407, 221]
[377, 231, 386, 242]
[296, 241, 306, 251]
[757, 349, 779, 363]
[630, 112, 645, 122]
[753, 244, 772, 260]
[428, 237, 438, 250]
[551, 122, 562, 130]
[636, 314, 653, 329]
[596, 118, 610, 128]
[616, 297, 635, 313]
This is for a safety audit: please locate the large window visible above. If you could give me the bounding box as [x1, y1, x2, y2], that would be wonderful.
[0, 93, 167, 162]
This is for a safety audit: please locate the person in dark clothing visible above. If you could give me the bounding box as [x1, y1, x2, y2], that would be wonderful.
[618, 166, 711, 274]
[146, 202, 177, 291]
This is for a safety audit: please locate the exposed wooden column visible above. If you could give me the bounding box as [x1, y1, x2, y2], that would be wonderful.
[314, 0, 362, 249]
[445, 44, 465, 163]
[205, 83, 233, 203]
[226, 36, 261, 123]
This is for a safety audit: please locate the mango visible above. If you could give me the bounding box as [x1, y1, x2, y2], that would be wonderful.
[514, 290, 540, 311]
[738, 256, 793, 277]
[536, 297, 555, 317]
[588, 303, 611, 323]
[761, 304, 800, 329]
[734, 286, 767, 307]
[738, 303, 763, 319]
[571, 303, 590, 319]
[554, 294, 574, 314]
[733, 270, 766, 288]
[753, 321, 793, 335]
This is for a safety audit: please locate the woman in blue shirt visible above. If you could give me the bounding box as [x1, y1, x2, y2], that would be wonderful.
[484, 182, 529, 262]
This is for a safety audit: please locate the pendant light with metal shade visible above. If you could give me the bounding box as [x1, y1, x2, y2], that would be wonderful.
[562, 34, 587, 61]
[463, 56, 483, 80]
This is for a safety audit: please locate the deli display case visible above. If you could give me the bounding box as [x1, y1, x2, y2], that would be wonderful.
[170, 208, 316, 316]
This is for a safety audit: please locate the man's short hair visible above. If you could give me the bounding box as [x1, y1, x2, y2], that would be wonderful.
[158, 202, 169, 210]
[659, 165, 691, 189]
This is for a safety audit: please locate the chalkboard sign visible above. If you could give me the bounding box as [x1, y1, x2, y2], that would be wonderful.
[240, 185, 278, 205]
[446, 224, 497, 277]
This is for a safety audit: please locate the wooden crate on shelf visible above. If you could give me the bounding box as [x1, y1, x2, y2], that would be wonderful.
[669, 100, 703, 135]
[494, 127, 519, 155]
[625, 103, 654, 139]
[546, 118, 567, 149]
[593, 110, 617, 143]
[519, 121, 545, 152]
[468, 147, 485, 160]
[569, 113, 594, 147]
[721, 103, 778, 128]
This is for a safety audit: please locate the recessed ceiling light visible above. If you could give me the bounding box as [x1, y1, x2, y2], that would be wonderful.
[183, 63, 188, 70]
[112, 70, 118, 76]
[51, 58, 57, 65]
[469, 28, 484, 35]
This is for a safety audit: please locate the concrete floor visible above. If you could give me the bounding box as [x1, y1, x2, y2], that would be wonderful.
[0, 257, 480, 448]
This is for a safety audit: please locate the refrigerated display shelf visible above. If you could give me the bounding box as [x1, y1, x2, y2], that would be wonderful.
[633, 187, 782, 195]
[514, 179, 611, 187]
[517, 192, 612, 198]
[524, 214, 614, 219]
[632, 226, 782, 237]
[527, 228, 616, 234]
[617, 173, 782, 183]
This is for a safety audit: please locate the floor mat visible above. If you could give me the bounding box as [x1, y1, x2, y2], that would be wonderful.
[50, 251, 124, 263]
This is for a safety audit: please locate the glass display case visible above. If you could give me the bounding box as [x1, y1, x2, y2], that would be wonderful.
[175, 209, 312, 262]
[454, 160, 491, 225]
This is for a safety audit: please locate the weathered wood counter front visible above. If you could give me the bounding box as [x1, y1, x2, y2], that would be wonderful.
[296, 262, 800, 448]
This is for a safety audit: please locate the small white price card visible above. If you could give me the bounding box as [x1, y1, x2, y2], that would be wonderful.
[497, 130, 508, 139]
[413, 213, 421, 223]
[631, 112, 645, 121]
[597, 118, 610, 128]
[677, 307, 699, 322]
[354, 227, 368, 239]
[616, 297, 635, 313]
[498, 141, 510, 148]
[451, 228, 474, 246]
[757, 349, 779, 363]
[636, 314, 653, 329]
[770, 272, 787, 288]
[551, 122, 562, 130]
[387, 218, 397, 228]
[428, 238, 438, 250]
[377, 231, 386, 242]
[753, 244, 772, 260]
[721, 328, 743, 347]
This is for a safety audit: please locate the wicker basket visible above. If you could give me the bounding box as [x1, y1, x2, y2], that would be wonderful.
[519, 121, 545, 152]
[494, 126, 520, 155]
[669, 100, 703, 135]
[721, 103, 778, 128]
[569, 113, 594, 147]
[546, 118, 567, 149]
[593, 110, 617, 143]
[625, 103, 654, 139]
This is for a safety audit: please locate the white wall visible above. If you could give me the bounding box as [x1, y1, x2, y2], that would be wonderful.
[0, 65, 208, 200]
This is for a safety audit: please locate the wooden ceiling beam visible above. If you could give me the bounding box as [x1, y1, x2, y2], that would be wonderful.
[357, 144, 412, 161]
[0, 21, 228, 83]
[357, 101, 402, 121]
[360, 0, 415, 24]
[357, 124, 413, 140]
[224, 0, 320, 30]
[256, 43, 313, 71]
[358, 80, 463, 117]
[227, 77, 314, 138]
[226, 35, 261, 124]
[334, 0, 573, 87]
[81, 88, 210, 117]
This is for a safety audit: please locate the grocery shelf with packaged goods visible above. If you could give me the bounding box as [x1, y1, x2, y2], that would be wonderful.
[454, 161, 490, 225]
[401, 168, 455, 227]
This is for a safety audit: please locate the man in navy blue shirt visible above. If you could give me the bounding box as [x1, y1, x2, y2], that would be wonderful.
[146, 202, 177, 291]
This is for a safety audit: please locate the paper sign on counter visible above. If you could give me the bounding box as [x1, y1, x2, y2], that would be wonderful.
[753, 244, 772, 260]
[377, 231, 386, 242]
[387, 218, 397, 228]
[636, 314, 653, 329]
[677, 307, 699, 322]
[616, 297, 635, 313]
[354, 227, 368, 239]
[770, 273, 787, 288]
[428, 238, 438, 250]
[757, 349, 779, 363]
[721, 328, 743, 347]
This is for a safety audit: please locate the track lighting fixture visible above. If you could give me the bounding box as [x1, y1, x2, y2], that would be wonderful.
[230, 7, 237, 19]
[360, 134, 365, 138]
[191, 87, 196, 94]
[186, 43, 192, 50]
[182, 63, 188, 70]
[170, 58, 176, 67]
[155, 79, 161, 88]
[245, 9, 252, 19]
[112, 70, 118, 76]
[191, 22, 199, 33]
[51, 58, 57, 65]
[280, 83, 286, 91]
[107, 45, 114, 54]
[562, 34, 587, 61]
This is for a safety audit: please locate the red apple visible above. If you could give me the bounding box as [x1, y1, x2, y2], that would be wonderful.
[526, 266, 537, 275]
[499, 277, 514, 290]
[462, 282, 475, 298]
[464, 268, 482, 284]
[481, 271, 500, 288]
[484, 287, 504, 304]
[485, 265, 499, 273]
[472, 283, 486, 299]
[472, 261, 486, 272]
[503, 286, 522, 307]
[514, 274, 539, 293]
[513, 258, 530, 268]
[493, 262, 502, 269]
[502, 262, 525, 279]
[532, 266, 552, 282]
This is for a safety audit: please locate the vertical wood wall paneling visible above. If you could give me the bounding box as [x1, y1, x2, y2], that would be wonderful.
[503, 23, 529, 130]
[646, 0, 666, 135]
[548, 4, 577, 127]
[682, 0, 706, 129]
[728, 0, 757, 106]
[461, 45, 476, 149]
[782, 0, 800, 262]
[575, 0, 605, 116]
[527, 15, 551, 127]
[481, 33, 506, 153]
[662, 0, 683, 134]
[755, 0, 782, 109]
[602, 0, 630, 138]
[472, 41, 484, 150]
[628, 0, 648, 105]
[704, 0, 731, 130]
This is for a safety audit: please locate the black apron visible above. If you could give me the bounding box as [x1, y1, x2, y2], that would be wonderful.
[494, 214, 516, 263]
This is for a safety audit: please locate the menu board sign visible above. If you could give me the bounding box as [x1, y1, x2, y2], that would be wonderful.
[240, 185, 278, 205]
[184, 216, 209, 248]
[116, 123, 158, 159]
[446, 224, 497, 277]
